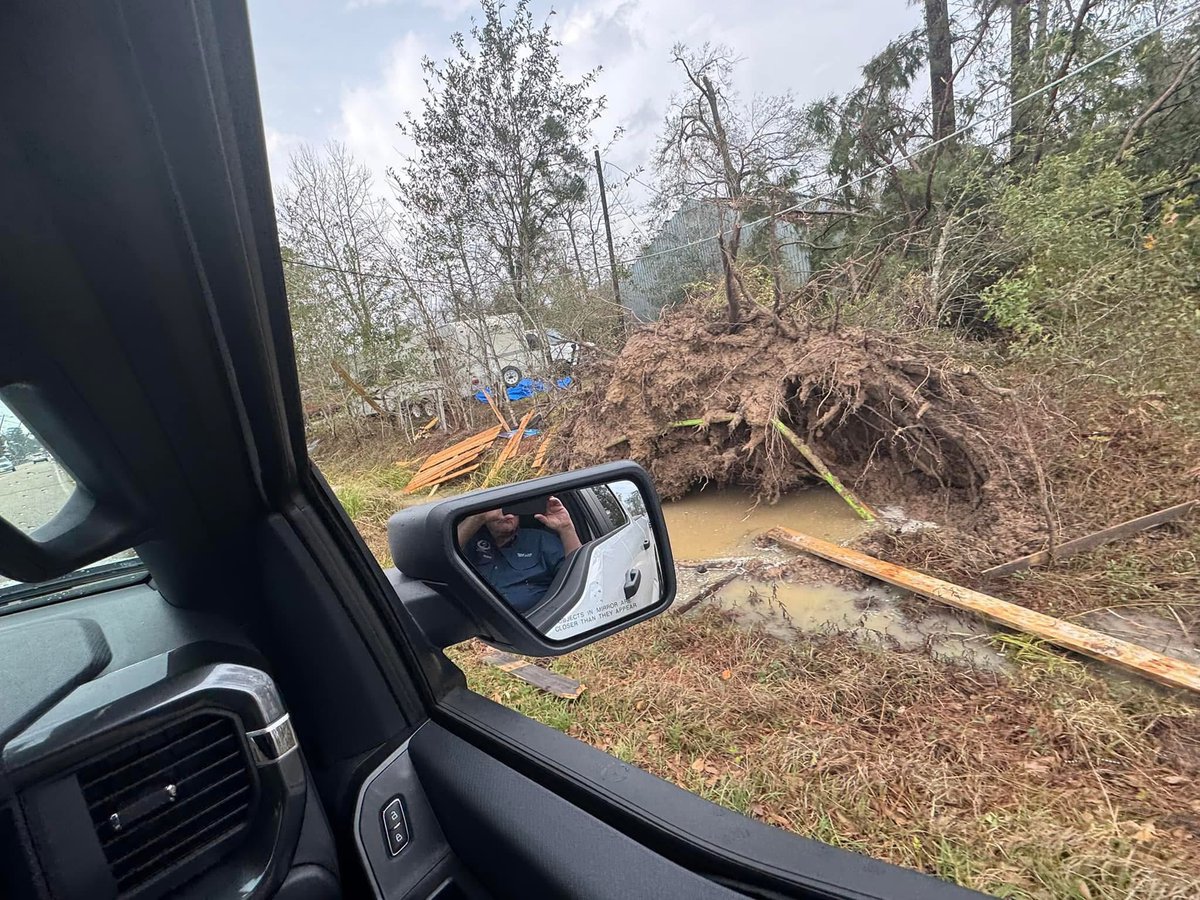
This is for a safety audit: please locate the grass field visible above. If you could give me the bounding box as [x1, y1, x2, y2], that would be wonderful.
[321, 437, 1200, 899]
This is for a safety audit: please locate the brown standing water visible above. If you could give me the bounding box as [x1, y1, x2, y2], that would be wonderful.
[662, 488, 1006, 670]
[661, 487, 867, 559]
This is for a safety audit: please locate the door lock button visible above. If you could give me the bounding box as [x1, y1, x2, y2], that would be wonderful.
[380, 797, 410, 857]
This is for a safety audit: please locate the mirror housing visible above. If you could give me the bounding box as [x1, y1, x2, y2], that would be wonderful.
[387, 462, 675, 656]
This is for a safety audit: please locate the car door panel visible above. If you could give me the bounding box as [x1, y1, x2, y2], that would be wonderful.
[433, 689, 986, 900]
[407, 722, 745, 900]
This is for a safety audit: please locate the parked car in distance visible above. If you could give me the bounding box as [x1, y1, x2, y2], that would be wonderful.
[0, 457, 14, 474]
[27, 451, 50, 463]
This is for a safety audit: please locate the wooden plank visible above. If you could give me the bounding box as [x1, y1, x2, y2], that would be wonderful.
[484, 390, 511, 431]
[419, 426, 501, 469]
[482, 411, 534, 486]
[766, 526, 1200, 694]
[771, 419, 876, 522]
[331, 360, 386, 416]
[510, 410, 535, 457]
[406, 447, 491, 491]
[982, 500, 1197, 578]
[482, 652, 586, 699]
[405, 453, 487, 492]
[533, 431, 554, 470]
[419, 416, 439, 434]
[420, 460, 482, 488]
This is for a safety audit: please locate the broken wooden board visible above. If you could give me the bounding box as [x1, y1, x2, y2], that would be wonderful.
[482, 410, 534, 486]
[484, 390, 511, 431]
[766, 526, 1200, 694]
[331, 360, 386, 416]
[405, 426, 500, 493]
[982, 500, 1197, 578]
[771, 419, 876, 522]
[419, 426, 502, 469]
[532, 430, 554, 471]
[482, 651, 585, 699]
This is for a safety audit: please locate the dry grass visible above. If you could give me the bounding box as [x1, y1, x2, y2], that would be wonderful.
[450, 610, 1200, 899]
[316, 379, 1200, 899]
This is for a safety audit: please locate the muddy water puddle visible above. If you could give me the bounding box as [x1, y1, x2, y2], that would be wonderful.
[713, 578, 1006, 671]
[662, 488, 1003, 670]
[662, 487, 867, 560]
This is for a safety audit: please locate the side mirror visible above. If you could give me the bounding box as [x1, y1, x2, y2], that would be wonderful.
[387, 462, 675, 655]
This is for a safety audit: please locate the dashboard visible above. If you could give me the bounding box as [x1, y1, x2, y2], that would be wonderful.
[0, 578, 341, 900]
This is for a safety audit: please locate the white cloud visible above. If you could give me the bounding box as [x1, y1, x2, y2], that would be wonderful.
[346, 0, 475, 18]
[337, 31, 442, 196]
[332, 0, 921, 208]
[263, 126, 306, 185]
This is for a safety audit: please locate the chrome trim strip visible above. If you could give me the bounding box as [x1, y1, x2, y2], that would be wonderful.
[246, 713, 297, 766]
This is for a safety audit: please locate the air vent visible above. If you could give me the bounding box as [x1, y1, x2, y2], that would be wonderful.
[77, 713, 255, 896]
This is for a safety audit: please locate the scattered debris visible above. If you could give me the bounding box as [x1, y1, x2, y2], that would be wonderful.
[767, 526, 1200, 694]
[482, 651, 585, 699]
[671, 569, 744, 616]
[404, 425, 501, 493]
[876, 505, 940, 535]
[483, 410, 534, 486]
[419, 416, 439, 434]
[981, 499, 1197, 578]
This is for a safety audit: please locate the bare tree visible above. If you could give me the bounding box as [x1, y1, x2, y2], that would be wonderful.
[656, 43, 815, 324]
[277, 142, 403, 383]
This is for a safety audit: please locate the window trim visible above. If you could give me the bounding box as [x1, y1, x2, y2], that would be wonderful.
[0, 556, 147, 615]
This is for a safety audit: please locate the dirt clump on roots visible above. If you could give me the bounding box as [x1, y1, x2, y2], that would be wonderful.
[555, 301, 1048, 554]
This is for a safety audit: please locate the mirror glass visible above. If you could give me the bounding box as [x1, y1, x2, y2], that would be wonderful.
[454, 478, 663, 640]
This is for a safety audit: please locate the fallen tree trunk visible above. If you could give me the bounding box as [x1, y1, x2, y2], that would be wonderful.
[767, 526, 1200, 694]
[981, 500, 1197, 578]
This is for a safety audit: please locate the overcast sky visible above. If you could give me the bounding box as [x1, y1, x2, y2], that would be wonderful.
[247, 0, 922, 205]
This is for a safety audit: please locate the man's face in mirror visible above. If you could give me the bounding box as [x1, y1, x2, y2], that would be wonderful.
[481, 509, 519, 545]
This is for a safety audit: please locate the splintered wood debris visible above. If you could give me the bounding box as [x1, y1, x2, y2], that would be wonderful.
[403, 425, 501, 493]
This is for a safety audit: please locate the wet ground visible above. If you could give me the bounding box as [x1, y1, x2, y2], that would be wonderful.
[662, 486, 1200, 674]
[662, 487, 1004, 669]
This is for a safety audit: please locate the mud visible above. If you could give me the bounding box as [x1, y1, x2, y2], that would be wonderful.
[709, 577, 1006, 671]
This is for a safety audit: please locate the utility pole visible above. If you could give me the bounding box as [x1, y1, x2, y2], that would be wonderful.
[593, 149, 622, 307]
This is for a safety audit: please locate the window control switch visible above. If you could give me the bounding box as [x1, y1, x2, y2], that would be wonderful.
[381, 797, 410, 856]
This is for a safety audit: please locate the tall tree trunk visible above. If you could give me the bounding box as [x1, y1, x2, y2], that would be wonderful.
[1010, 0, 1032, 161]
[924, 0, 957, 141]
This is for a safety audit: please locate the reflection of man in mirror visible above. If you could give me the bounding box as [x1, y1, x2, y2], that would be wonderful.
[457, 496, 582, 613]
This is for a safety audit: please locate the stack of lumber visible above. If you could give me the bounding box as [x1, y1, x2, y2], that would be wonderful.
[404, 426, 501, 493]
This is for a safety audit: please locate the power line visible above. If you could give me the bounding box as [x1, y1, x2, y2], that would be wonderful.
[615, 5, 1200, 267]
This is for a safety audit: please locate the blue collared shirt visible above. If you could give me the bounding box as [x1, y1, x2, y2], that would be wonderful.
[464, 527, 566, 612]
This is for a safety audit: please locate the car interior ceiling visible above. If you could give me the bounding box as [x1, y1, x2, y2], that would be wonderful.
[0, 4, 986, 900]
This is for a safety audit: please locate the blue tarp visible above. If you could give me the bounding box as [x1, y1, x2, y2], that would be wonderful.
[474, 375, 574, 404]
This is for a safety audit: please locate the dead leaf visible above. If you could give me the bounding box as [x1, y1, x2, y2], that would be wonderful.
[1163, 775, 1190, 785]
[690, 758, 706, 772]
[1077, 879, 1093, 899]
[720, 669, 733, 680]
[1132, 822, 1158, 843]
